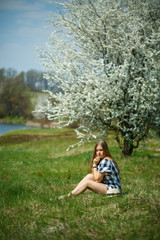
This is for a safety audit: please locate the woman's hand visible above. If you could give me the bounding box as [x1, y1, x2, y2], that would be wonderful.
[93, 156, 100, 166]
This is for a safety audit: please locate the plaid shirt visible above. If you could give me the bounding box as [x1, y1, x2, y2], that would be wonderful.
[98, 158, 121, 191]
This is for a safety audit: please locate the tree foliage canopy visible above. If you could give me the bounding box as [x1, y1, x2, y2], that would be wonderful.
[37, 0, 160, 156]
[0, 73, 32, 119]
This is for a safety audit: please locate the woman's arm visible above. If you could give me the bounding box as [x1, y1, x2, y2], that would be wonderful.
[92, 157, 105, 182]
[92, 167, 105, 182]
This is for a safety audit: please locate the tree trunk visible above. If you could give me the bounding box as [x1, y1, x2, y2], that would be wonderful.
[122, 140, 133, 157]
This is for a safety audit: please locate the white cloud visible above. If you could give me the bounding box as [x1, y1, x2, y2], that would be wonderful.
[16, 25, 51, 45]
[16, 10, 52, 28]
[19, 10, 50, 20]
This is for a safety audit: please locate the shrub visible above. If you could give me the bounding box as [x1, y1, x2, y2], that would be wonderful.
[0, 75, 33, 119]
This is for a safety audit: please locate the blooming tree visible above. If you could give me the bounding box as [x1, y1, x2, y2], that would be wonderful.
[37, 0, 160, 156]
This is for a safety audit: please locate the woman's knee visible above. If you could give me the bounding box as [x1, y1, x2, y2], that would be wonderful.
[85, 173, 95, 181]
[82, 179, 93, 188]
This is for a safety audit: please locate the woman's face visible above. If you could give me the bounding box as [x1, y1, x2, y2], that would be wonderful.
[96, 145, 106, 159]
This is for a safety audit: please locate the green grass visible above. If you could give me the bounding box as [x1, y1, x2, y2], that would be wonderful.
[0, 128, 160, 240]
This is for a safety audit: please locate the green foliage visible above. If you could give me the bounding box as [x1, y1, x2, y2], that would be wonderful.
[0, 68, 5, 84]
[0, 128, 159, 240]
[1, 116, 26, 124]
[0, 68, 53, 93]
[0, 73, 33, 119]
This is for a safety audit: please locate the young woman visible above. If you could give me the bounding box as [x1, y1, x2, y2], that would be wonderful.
[58, 140, 121, 199]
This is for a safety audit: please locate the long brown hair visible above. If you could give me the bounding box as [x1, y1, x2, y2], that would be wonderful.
[89, 140, 120, 173]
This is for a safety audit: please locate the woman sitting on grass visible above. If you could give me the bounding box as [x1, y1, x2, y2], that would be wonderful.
[59, 140, 121, 199]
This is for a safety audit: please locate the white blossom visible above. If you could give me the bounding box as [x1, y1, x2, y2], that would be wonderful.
[37, 0, 160, 156]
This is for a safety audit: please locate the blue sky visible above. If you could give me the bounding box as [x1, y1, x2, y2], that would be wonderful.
[0, 0, 59, 73]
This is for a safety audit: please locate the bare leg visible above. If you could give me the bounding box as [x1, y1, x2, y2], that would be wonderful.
[71, 174, 95, 194]
[71, 178, 107, 196]
[58, 174, 107, 199]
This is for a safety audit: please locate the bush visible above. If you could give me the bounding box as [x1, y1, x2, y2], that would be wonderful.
[0, 75, 33, 119]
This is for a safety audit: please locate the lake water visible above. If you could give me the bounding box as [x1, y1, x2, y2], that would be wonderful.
[0, 123, 37, 135]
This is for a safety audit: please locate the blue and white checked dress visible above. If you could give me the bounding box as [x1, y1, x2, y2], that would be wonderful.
[98, 158, 121, 192]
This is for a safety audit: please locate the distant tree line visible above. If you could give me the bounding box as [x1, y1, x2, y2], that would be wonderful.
[0, 68, 59, 92]
[0, 68, 60, 120]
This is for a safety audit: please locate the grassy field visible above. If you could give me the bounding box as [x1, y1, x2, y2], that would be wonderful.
[0, 128, 160, 240]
